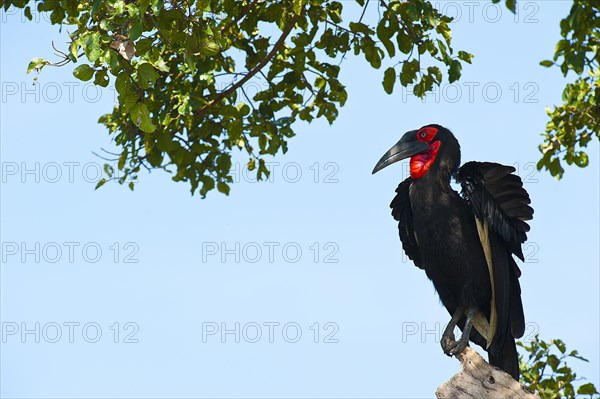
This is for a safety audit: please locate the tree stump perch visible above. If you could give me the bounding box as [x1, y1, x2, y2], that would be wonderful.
[436, 347, 539, 399]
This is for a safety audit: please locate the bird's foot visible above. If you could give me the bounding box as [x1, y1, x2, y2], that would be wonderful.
[441, 335, 470, 357]
[440, 333, 456, 356]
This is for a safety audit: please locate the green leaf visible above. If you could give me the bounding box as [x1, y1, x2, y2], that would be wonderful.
[104, 164, 114, 177]
[94, 69, 109, 87]
[27, 57, 47, 74]
[396, 30, 412, 54]
[400, 59, 419, 86]
[83, 33, 102, 63]
[458, 51, 474, 64]
[315, 76, 326, 89]
[380, 36, 395, 58]
[217, 181, 230, 195]
[90, 0, 103, 17]
[574, 151, 589, 167]
[129, 21, 143, 41]
[436, 21, 452, 44]
[136, 38, 153, 55]
[152, 58, 170, 73]
[577, 383, 599, 395]
[115, 72, 133, 95]
[69, 41, 79, 62]
[293, 0, 305, 15]
[555, 39, 569, 53]
[540, 60, 554, 67]
[130, 102, 157, 133]
[73, 64, 95, 81]
[257, 158, 271, 180]
[95, 178, 107, 190]
[547, 354, 560, 371]
[548, 157, 565, 178]
[199, 176, 215, 197]
[554, 339, 566, 353]
[570, 350, 589, 362]
[506, 0, 516, 13]
[427, 66, 442, 84]
[448, 59, 462, 83]
[349, 22, 370, 35]
[236, 102, 250, 116]
[414, 74, 434, 98]
[137, 63, 159, 89]
[118, 148, 128, 170]
[405, 2, 420, 20]
[377, 18, 396, 58]
[382, 67, 396, 94]
[199, 39, 220, 57]
[326, 2, 342, 23]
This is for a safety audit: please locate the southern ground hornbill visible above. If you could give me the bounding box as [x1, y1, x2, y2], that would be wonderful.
[372, 124, 533, 380]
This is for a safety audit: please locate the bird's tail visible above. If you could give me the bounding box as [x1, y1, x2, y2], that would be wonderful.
[488, 338, 520, 380]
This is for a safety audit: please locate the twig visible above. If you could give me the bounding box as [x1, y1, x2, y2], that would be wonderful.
[220, 0, 258, 33]
[195, 14, 299, 117]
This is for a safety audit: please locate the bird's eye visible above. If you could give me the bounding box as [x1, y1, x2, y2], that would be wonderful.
[420, 131, 427, 138]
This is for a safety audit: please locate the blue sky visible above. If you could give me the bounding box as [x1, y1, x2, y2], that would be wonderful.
[1, 1, 599, 398]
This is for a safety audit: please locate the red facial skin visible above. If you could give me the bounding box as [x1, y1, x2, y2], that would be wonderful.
[410, 127, 441, 179]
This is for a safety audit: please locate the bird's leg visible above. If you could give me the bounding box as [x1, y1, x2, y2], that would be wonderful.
[441, 305, 465, 356]
[443, 306, 477, 356]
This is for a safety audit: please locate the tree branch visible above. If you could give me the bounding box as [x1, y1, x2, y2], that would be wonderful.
[195, 14, 299, 117]
[436, 348, 539, 399]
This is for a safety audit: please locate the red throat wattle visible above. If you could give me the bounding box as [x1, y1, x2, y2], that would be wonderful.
[410, 140, 441, 179]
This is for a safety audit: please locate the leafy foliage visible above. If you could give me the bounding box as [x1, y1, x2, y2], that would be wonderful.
[14, 0, 592, 190]
[518, 335, 599, 399]
[538, 0, 599, 179]
[4, 0, 480, 196]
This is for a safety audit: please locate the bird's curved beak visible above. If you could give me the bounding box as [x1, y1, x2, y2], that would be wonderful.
[372, 130, 429, 174]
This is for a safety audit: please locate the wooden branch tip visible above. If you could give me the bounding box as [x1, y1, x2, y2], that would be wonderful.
[435, 347, 539, 399]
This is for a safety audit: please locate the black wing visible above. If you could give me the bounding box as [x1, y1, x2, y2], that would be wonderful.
[456, 161, 532, 343]
[390, 177, 423, 269]
[456, 161, 533, 261]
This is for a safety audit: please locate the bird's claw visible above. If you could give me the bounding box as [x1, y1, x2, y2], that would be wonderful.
[440, 333, 455, 356]
[441, 335, 469, 357]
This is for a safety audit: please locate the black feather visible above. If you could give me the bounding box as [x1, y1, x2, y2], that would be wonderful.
[456, 161, 533, 256]
[390, 177, 423, 269]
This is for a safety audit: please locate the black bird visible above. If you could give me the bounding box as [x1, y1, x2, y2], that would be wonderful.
[372, 124, 533, 380]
